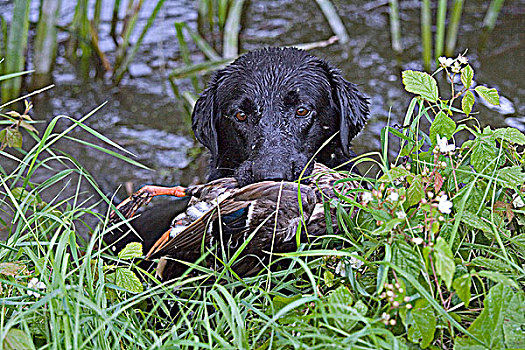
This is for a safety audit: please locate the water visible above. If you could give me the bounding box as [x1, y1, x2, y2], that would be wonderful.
[1, 0, 524, 228]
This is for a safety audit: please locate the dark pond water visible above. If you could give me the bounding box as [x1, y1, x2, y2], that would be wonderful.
[1, 0, 524, 234]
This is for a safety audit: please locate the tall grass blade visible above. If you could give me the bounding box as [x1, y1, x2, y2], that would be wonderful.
[483, 0, 505, 32]
[445, 0, 464, 56]
[421, 0, 432, 71]
[186, 26, 221, 61]
[77, 0, 92, 77]
[93, 0, 103, 30]
[435, 0, 447, 59]
[32, 0, 62, 87]
[315, 0, 349, 44]
[388, 0, 402, 53]
[173, 22, 201, 92]
[0, 16, 7, 63]
[110, 0, 122, 45]
[1, 0, 30, 103]
[168, 58, 231, 79]
[115, 0, 144, 72]
[114, 0, 166, 84]
[223, 0, 245, 58]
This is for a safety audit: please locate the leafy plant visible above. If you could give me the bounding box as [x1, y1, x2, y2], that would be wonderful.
[1, 57, 523, 349]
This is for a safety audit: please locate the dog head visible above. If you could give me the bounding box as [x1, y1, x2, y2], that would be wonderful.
[192, 47, 369, 186]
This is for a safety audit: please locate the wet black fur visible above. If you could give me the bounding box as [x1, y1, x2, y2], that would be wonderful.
[192, 47, 370, 186]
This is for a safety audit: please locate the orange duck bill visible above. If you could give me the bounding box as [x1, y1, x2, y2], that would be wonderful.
[109, 185, 187, 222]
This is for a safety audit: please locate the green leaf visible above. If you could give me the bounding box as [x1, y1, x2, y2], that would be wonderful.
[3, 328, 35, 350]
[115, 268, 143, 293]
[478, 271, 519, 289]
[460, 211, 492, 232]
[461, 65, 474, 89]
[378, 166, 410, 182]
[392, 240, 422, 277]
[493, 128, 525, 145]
[118, 242, 143, 260]
[0, 129, 6, 144]
[433, 237, 454, 289]
[6, 128, 22, 148]
[455, 284, 524, 349]
[402, 70, 439, 102]
[407, 174, 424, 207]
[471, 141, 497, 173]
[406, 299, 436, 348]
[475, 86, 500, 106]
[453, 273, 471, 307]
[323, 270, 335, 287]
[273, 294, 302, 310]
[470, 257, 512, 272]
[326, 286, 367, 331]
[429, 111, 456, 146]
[10, 188, 42, 207]
[496, 166, 525, 189]
[462, 90, 475, 116]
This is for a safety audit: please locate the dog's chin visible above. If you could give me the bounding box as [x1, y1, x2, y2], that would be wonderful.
[233, 160, 315, 187]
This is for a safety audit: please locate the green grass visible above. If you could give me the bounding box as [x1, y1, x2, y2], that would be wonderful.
[1, 58, 524, 349]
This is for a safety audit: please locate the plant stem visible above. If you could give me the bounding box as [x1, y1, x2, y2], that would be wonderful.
[435, 0, 447, 59]
[315, 0, 349, 44]
[1, 0, 30, 103]
[421, 0, 432, 71]
[389, 0, 402, 53]
[483, 0, 505, 32]
[445, 0, 464, 56]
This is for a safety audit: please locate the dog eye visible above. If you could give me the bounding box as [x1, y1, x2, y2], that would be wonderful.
[295, 107, 310, 117]
[235, 111, 247, 121]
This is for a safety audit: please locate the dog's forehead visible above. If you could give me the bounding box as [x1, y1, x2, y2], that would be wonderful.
[215, 49, 332, 104]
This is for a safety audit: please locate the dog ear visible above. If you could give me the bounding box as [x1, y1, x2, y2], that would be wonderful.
[325, 66, 370, 157]
[192, 74, 221, 167]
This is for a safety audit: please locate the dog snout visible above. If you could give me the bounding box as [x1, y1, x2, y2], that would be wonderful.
[251, 152, 310, 182]
[252, 157, 292, 182]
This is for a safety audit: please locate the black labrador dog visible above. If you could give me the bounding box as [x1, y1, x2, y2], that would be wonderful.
[107, 47, 369, 255]
[193, 47, 369, 185]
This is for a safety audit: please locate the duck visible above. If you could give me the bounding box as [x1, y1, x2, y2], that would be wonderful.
[109, 162, 362, 280]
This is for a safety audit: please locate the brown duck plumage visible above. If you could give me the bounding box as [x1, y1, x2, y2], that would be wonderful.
[110, 162, 362, 280]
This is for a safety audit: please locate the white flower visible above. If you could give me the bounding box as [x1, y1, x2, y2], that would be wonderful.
[388, 192, 399, 202]
[437, 194, 453, 214]
[438, 57, 454, 67]
[452, 61, 462, 73]
[411, 237, 424, 245]
[335, 261, 346, 277]
[361, 191, 373, 204]
[437, 134, 455, 154]
[512, 193, 524, 208]
[349, 255, 364, 270]
[395, 211, 406, 219]
[27, 278, 46, 298]
[457, 55, 468, 64]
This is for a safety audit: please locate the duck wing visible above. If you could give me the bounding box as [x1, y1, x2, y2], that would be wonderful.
[147, 181, 317, 278]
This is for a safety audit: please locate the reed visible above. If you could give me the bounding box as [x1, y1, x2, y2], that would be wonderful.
[32, 0, 62, 87]
[315, 0, 349, 44]
[445, 0, 464, 56]
[434, 0, 447, 59]
[223, 0, 245, 58]
[114, 0, 144, 72]
[483, 0, 505, 32]
[113, 0, 166, 84]
[388, 0, 402, 53]
[421, 0, 432, 71]
[1, 0, 30, 103]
